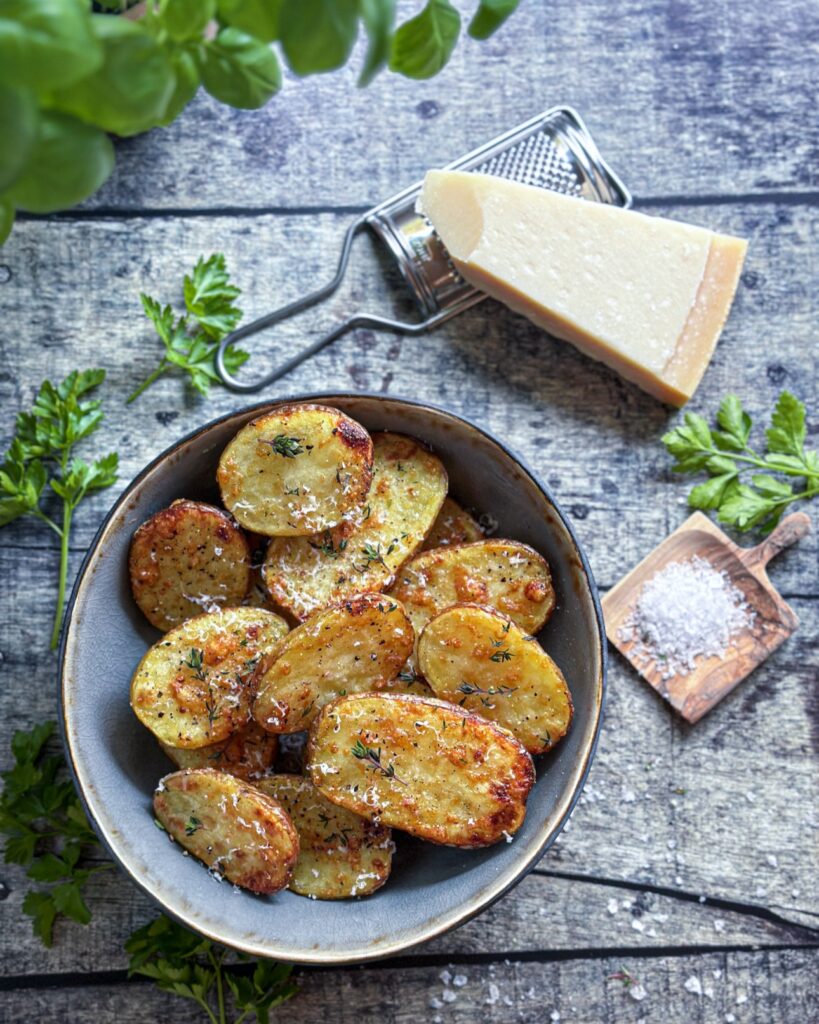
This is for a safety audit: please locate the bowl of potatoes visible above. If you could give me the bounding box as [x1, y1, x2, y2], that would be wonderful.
[60, 393, 605, 963]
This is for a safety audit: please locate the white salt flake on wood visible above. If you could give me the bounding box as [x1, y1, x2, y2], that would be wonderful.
[684, 975, 703, 996]
[617, 555, 754, 679]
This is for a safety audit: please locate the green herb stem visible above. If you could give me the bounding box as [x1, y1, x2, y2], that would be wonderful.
[126, 360, 170, 404]
[50, 498, 73, 650]
[209, 949, 226, 1024]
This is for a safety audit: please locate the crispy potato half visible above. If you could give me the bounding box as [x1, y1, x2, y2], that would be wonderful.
[131, 607, 289, 749]
[129, 500, 251, 632]
[390, 539, 556, 647]
[255, 775, 393, 899]
[422, 497, 483, 550]
[253, 594, 414, 733]
[263, 433, 448, 621]
[306, 693, 535, 847]
[217, 404, 373, 536]
[418, 604, 573, 755]
[154, 769, 299, 894]
[159, 722, 278, 781]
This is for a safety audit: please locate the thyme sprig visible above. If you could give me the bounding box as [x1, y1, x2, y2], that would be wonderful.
[262, 435, 307, 458]
[351, 740, 405, 784]
[458, 681, 517, 707]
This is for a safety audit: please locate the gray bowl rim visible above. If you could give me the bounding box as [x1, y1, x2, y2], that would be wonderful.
[58, 390, 607, 963]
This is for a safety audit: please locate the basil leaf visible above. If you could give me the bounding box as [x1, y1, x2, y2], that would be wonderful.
[0, 195, 13, 245]
[217, 0, 282, 42]
[159, 0, 216, 42]
[7, 112, 114, 213]
[279, 0, 359, 75]
[52, 16, 176, 137]
[389, 0, 460, 80]
[0, 83, 39, 193]
[358, 0, 395, 86]
[468, 0, 521, 40]
[200, 27, 281, 109]
[158, 47, 201, 126]
[0, 0, 102, 90]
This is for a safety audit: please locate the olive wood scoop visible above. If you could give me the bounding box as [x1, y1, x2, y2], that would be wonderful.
[602, 511, 811, 723]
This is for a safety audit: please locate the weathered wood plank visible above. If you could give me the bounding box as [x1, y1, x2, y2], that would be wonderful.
[1, 203, 816, 598]
[2, 854, 815, 977]
[53, 0, 819, 212]
[0, 542, 816, 964]
[3, 950, 818, 1022]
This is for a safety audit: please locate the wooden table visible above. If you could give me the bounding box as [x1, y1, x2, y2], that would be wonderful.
[1, 2, 817, 1020]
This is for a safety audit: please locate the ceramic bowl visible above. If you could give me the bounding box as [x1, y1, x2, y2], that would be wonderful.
[60, 392, 606, 963]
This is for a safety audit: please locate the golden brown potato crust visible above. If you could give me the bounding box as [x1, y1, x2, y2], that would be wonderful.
[217, 404, 373, 536]
[130, 607, 289, 749]
[159, 722, 279, 781]
[418, 603, 573, 754]
[389, 539, 556, 652]
[422, 497, 484, 550]
[253, 593, 415, 733]
[263, 432, 448, 621]
[154, 769, 299, 894]
[306, 692, 535, 847]
[129, 500, 251, 632]
[255, 774, 393, 899]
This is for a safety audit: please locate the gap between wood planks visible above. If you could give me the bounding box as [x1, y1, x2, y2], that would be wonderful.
[13, 189, 819, 224]
[1, 941, 817, 995]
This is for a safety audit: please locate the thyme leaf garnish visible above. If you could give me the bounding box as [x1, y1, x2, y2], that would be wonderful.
[351, 740, 404, 784]
[183, 648, 206, 681]
[185, 816, 203, 836]
[262, 435, 306, 458]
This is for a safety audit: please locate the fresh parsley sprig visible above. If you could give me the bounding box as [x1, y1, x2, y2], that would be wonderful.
[662, 392, 819, 534]
[128, 254, 248, 403]
[0, 369, 118, 648]
[0, 722, 113, 947]
[126, 914, 298, 1024]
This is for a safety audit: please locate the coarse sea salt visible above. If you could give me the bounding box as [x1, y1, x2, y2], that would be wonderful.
[618, 555, 754, 679]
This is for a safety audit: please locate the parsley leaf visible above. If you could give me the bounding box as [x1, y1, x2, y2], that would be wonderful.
[662, 392, 819, 534]
[128, 253, 247, 402]
[1, 722, 111, 947]
[0, 370, 118, 647]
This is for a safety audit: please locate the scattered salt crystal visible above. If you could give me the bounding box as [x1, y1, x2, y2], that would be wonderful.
[745, 792, 756, 803]
[618, 556, 754, 679]
[704, 986, 714, 1000]
[550, 1011, 561, 1022]
[713, 969, 723, 979]
[792, 889, 801, 898]
[765, 854, 778, 867]
[755, 887, 767, 898]
[652, 912, 669, 923]
[441, 990, 457, 1004]
[630, 984, 647, 1002]
[486, 982, 500, 1005]
[726, 1015, 736, 1023]
[684, 975, 703, 996]
[737, 992, 748, 1005]
[429, 997, 443, 1009]
[698, 895, 707, 903]
[621, 787, 637, 803]
[714, 919, 726, 933]
[675, 876, 683, 886]
[631, 919, 645, 932]
[607, 898, 619, 915]
[439, 970, 452, 985]
[453, 975, 468, 987]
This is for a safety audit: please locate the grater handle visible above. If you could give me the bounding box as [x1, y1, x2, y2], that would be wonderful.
[215, 215, 366, 392]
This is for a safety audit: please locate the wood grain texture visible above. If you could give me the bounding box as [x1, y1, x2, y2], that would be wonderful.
[603, 512, 811, 722]
[2, 0, 818, 1015]
[50, 0, 819, 212]
[2, 951, 817, 1023]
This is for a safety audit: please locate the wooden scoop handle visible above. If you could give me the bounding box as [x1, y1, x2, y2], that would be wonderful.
[740, 512, 812, 576]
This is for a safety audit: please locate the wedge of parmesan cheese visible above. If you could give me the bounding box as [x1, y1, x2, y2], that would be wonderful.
[419, 170, 747, 406]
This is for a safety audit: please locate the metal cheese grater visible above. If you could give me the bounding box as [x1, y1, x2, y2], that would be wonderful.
[216, 106, 631, 392]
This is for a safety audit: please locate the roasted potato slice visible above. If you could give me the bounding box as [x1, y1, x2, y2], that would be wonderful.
[217, 404, 373, 536]
[159, 722, 278, 781]
[154, 769, 298, 894]
[129, 500, 251, 631]
[390, 540, 556, 648]
[306, 693, 535, 847]
[264, 433, 448, 621]
[253, 594, 414, 733]
[255, 775, 393, 899]
[418, 604, 573, 755]
[422, 497, 483, 550]
[381, 667, 435, 698]
[131, 607, 289, 749]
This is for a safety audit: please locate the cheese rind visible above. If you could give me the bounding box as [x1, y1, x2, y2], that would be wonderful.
[420, 170, 747, 405]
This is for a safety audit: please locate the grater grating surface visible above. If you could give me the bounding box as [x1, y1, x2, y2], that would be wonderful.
[216, 106, 630, 392]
